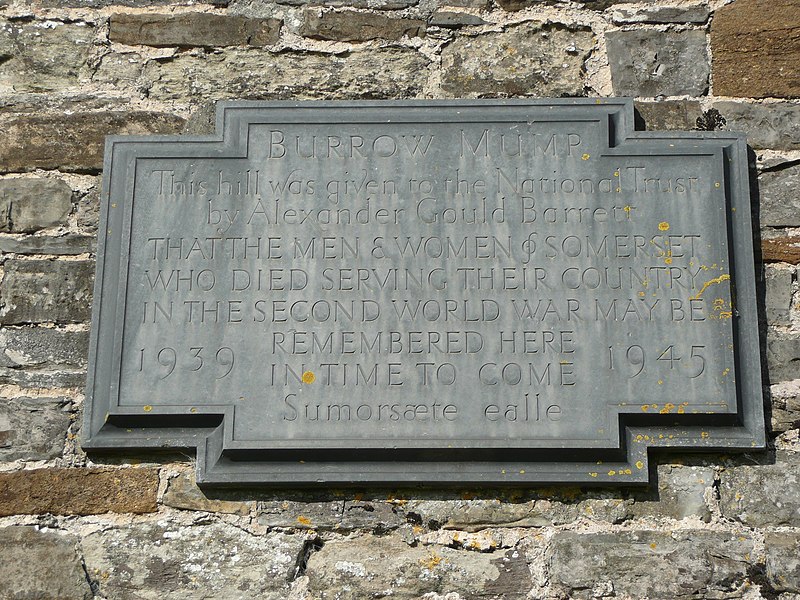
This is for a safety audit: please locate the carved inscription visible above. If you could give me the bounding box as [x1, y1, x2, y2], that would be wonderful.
[116, 112, 737, 447]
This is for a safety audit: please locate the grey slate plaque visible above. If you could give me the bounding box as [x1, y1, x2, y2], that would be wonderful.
[84, 99, 765, 486]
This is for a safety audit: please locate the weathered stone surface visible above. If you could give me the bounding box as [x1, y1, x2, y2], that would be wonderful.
[612, 4, 709, 24]
[0, 20, 95, 92]
[0, 467, 159, 516]
[257, 499, 346, 529]
[712, 101, 800, 150]
[771, 380, 800, 433]
[760, 162, 800, 226]
[144, 48, 428, 102]
[0, 260, 94, 324]
[406, 493, 633, 532]
[91, 51, 143, 86]
[299, 10, 424, 41]
[0, 234, 95, 255]
[0, 327, 89, 369]
[0, 112, 186, 173]
[711, 0, 800, 98]
[110, 13, 281, 47]
[766, 333, 800, 384]
[81, 521, 304, 599]
[549, 530, 753, 599]
[719, 454, 800, 526]
[429, 11, 487, 27]
[340, 500, 406, 531]
[634, 100, 703, 131]
[766, 532, 800, 592]
[0, 396, 70, 461]
[0, 178, 73, 233]
[762, 235, 800, 265]
[275, 0, 417, 7]
[306, 535, 531, 599]
[440, 22, 593, 97]
[162, 471, 253, 515]
[0, 365, 86, 389]
[631, 464, 713, 521]
[439, 0, 490, 8]
[764, 264, 794, 324]
[76, 182, 101, 233]
[39, 0, 228, 5]
[606, 29, 709, 96]
[0, 526, 92, 600]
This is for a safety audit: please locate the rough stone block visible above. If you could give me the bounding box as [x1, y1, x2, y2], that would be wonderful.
[760, 162, 800, 226]
[0, 111, 186, 173]
[0, 366, 86, 389]
[40, 0, 228, 5]
[612, 4, 709, 23]
[719, 454, 800, 526]
[0, 260, 94, 324]
[764, 264, 794, 324]
[299, 10, 424, 41]
[712, 101, 800, 150]
[81, 522, 304, 599]
[711, 0, 800, 98]
[0, 467, 159, 516]
[257, 499, 346, 529]
[631, 464, 713, 521]
[110, 13, 281, 47]
[0, 396, 70, 461]
[340, 500, 406, 531]
[0, 527, 92, 600]
[762, 235, 800, 265]
[91, 51, 143, 86]
[549, 530, 753, 599]
[0, 178, 73, 233]
[144, 48, 428, 102]
[634, 100, 703, 131]
[429, 11, 487, 27]
[766, 533, 800, 592]
[766, 333, 800, 384]
[162, 471, 253, 515]
[305, 535, 531, 599]
[771, 380, 800, 433]
[274, 0, 417, 8]
[0, 234, 95, 255]
[606, 29, 709, 96]
[0, 20, 95, 92]
[0, 327, 89, 370]
[440, 22, 593, 97]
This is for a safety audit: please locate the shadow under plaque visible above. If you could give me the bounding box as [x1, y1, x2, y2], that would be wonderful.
[83, 99, 765, 487]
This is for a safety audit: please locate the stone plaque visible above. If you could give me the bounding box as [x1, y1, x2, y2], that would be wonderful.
[84, 100, 765, 486]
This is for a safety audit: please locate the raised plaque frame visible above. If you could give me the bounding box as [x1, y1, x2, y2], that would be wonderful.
[83, 99, 765, 486]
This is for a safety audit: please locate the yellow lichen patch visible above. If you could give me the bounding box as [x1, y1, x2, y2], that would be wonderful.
[657, 380, 663, 385]
[714, 182, 721, 188]
[722, 368, 730, 376]
[190, 407, 197, 413]
[607, 470, 616, 476]
[650, 543, 658, 550]
[590, 472, 598, 477]
[677, 406, 685, 414]
[691, 273, 730, 300]
[641, 405, 650, 412]
[623, 205, 632, 214]
[297, 516, 312, 526]
[700, 431, 709, 439]
[421, 552, 443, 570]
[614, 171, 620, 177]
[581, 153, 590, 160]
[658, 221, 670, 231]
[636, 461, 644, 469]
[143, 405, 153, 412]
[719, 311, 732, 319]
[302, 371, 316, 384]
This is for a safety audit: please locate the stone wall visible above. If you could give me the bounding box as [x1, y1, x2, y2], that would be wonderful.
[0, 0, 798, 597]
